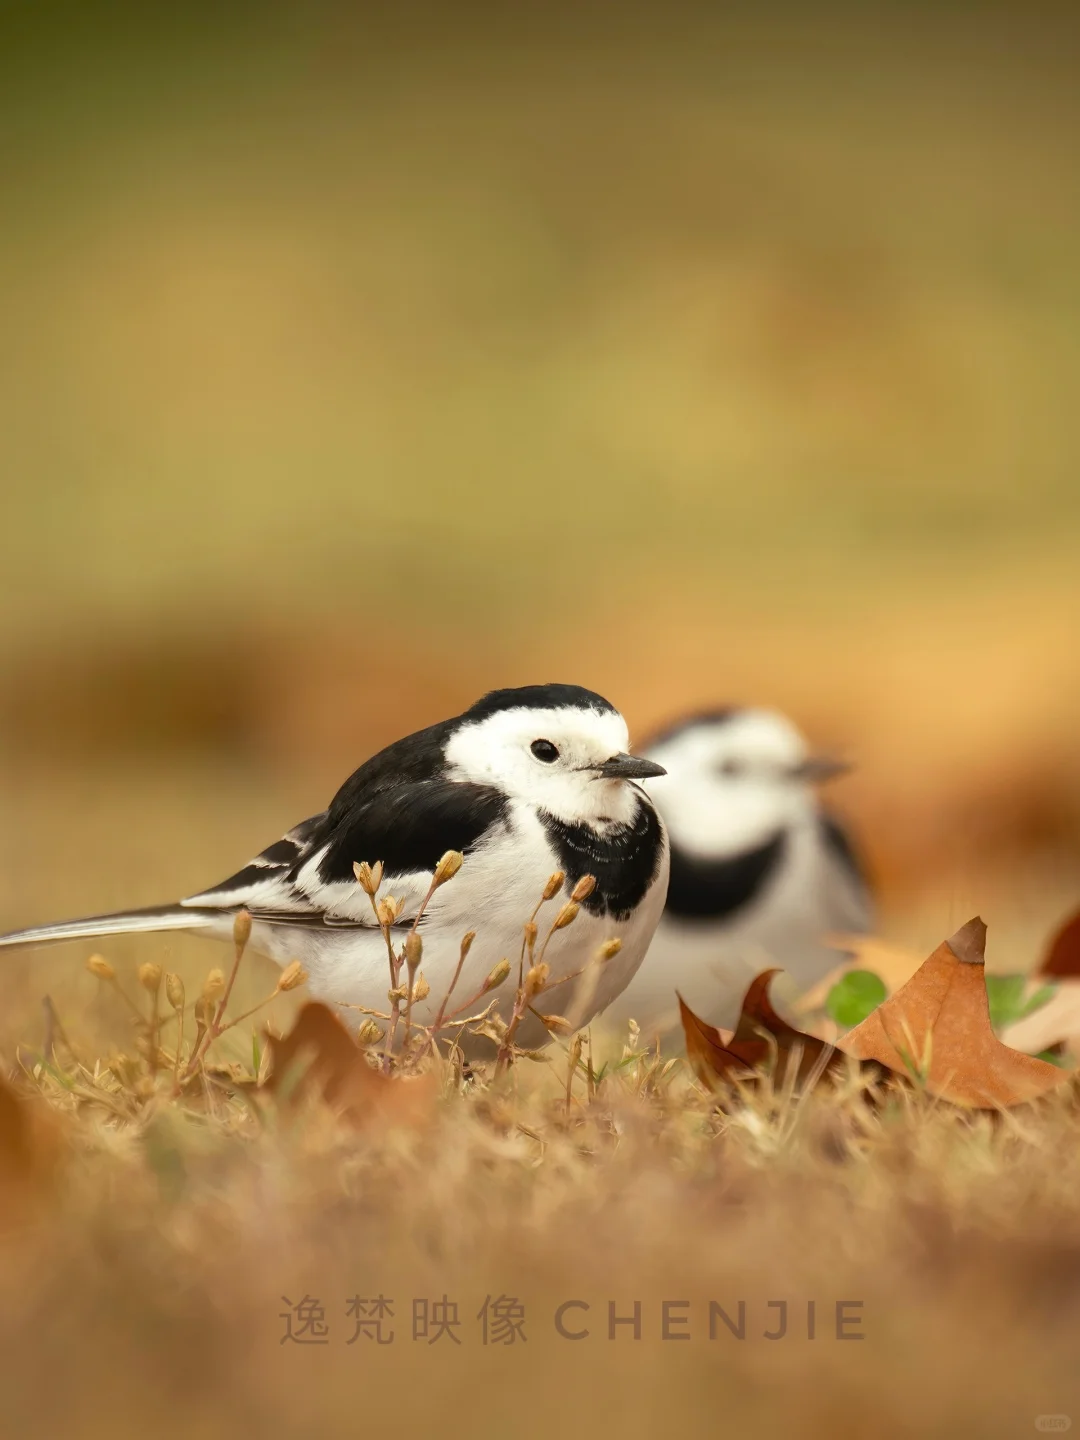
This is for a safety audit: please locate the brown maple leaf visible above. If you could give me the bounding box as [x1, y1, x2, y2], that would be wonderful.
[0, 1074, 60, 1224]
[843, 916, 1068, 1108]
[679, 971, 886, 1092]
[262, 1002, 435, 1127]
[1041, 907, 1080, 979]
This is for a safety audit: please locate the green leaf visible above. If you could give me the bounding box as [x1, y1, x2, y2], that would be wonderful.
[825, 969, 887, 1029]
[985, 974, 1056, 1032]
[984, 973, 1027, 1030]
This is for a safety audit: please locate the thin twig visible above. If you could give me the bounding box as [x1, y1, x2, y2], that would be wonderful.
[181, 911, 252, 1080]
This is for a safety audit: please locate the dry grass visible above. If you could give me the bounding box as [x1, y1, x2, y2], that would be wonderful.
[4, 899, 1080, 1439]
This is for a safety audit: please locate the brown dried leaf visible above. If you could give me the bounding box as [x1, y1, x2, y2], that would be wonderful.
[679, 973, 885, 1091]
[1041, 907, 1080, 978]
[677, 994, 742, 1086]
[262, 1002, 435, 1127]
[0, 1074, 58, 1221]
[843, 917, 1068, 1108]
[0, 1076, 36, 1184]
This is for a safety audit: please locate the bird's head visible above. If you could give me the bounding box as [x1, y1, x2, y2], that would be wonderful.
[642, 708, 850, 856]
[445, 684, 664, 827]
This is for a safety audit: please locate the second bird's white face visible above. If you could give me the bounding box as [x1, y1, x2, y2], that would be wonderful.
[643, 710, 822, 858]
[445, 704, 643, 826]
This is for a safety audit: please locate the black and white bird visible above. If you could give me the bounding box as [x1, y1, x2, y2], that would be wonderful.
[0, 684, 670, 1048]
[597, 707, 873, 1041]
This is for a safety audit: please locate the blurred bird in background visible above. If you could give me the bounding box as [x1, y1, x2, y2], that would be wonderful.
[598, 708, 873, 1042]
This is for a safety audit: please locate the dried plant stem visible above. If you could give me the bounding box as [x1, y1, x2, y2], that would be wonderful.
[565, 1033, 583, 1117]
[494, 983, 538, 1078]
[429, 933, 477, 1044]
[516, 874, 561, 989]
[367, 900, 402, 1071]
[339, 1003, 392, 1021]
[436, 1000, 499, 1032]
[401, 983, 417, 1051]
[216, 990, 283, 1032]
[172, 1007, 185, 1091]
[110, 978, 145, 1023]
[400, 896, 433, 1055]
[146, 982, 161, 1079]
[211, 933, 247, 1030]
[181, 911, 252, 1081]
[41, 995, 56, 1064]
[42, 996, 80, 1070]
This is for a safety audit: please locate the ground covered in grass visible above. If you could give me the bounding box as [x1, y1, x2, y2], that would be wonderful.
[4, 964, 1080, 1439]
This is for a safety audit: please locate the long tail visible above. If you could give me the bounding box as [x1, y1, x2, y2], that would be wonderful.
[0, 904, 225, 949]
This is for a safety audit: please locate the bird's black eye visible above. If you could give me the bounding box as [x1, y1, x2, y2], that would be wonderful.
[719, 759, 745, 778]
[531, 739, 559, 764]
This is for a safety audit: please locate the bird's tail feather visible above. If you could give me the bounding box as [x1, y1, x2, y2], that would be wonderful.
[0, 905, 224, 950]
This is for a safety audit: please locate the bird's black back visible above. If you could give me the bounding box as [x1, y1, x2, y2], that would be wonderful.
[325, 717, 459, 820]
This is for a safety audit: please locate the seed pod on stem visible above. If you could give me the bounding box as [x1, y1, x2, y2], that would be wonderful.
[376, 897, 399, 929]
[570, 874, 597, 903]
[538, 1012, 574, 1036]
[542, 871, 565, 901]
[353, 860, 383, 896]
[202, 969, 225, 1003]
[524, 963, 550, 1001]
[276, 960, 308, 993]
[433, 850, 464, 887]
[233, 909, 252, 952]
[551, 901, 580, 932]
[86, 954, 115, 982]
[483, 959, 511, 993]
[138, 962, 162, 994]
[404, 932, 423, 976]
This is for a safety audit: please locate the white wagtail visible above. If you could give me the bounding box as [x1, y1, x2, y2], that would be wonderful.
[597, 707, 873, 1041]
[0, 684, 670, 1047]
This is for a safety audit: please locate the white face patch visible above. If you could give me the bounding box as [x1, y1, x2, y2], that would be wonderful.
[644, 709, 818, 857]
[444, 705, 640, 826]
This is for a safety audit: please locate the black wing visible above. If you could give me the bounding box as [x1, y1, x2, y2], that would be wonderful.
[309, 779, 510, 885]
[183, 779, 509, 922]
[183, 815, 326, 911]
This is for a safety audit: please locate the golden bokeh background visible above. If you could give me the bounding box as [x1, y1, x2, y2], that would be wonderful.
[3, 10, 1080, 1438]
[2, 2, 1079, 970]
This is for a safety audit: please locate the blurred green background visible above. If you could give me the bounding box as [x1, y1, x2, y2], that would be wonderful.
[2, 1, 1079, 956]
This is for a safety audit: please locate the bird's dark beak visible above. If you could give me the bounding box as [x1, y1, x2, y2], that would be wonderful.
[791, 755, 851, 783]
[593, 753, 667, 781]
